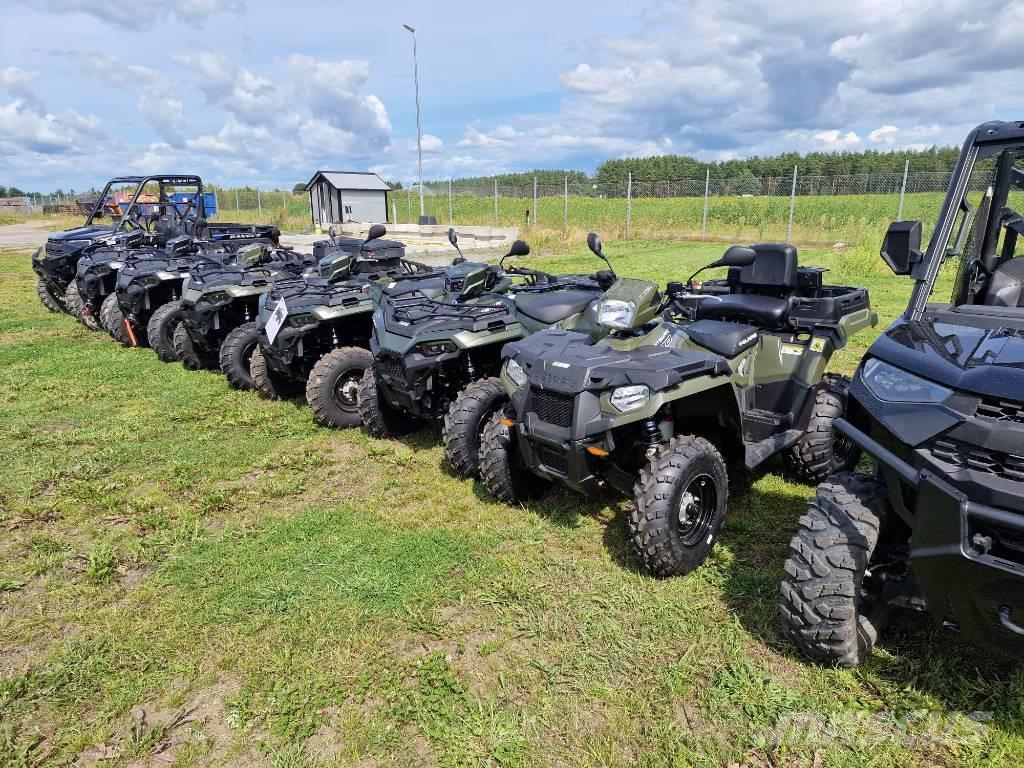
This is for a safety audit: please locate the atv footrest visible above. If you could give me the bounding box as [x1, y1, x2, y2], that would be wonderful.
[744, 428, 802, 469]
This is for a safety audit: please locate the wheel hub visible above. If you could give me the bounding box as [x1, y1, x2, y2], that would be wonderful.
[675, 475, 716, 546]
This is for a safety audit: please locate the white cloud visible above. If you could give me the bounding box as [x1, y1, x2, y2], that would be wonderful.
[814, 130, 861, 149]
[39, 0, 242, 30]
[0, 67, 43, 111]
[0, 100, 105, 155]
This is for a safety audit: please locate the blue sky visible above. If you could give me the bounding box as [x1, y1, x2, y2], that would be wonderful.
[1, 0, 1020, 191]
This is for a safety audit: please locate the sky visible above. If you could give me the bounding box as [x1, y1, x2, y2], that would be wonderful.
[1, 0, 1021, 191]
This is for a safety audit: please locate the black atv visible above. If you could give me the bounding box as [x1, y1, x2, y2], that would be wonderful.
[253, 225, 434, 426]
[32, 174, 278, 315]
[110, 236, 243, 358]
[175, 243, 317, 387]
[782, 120, 1024, 666]
[479, 238, 875, 577]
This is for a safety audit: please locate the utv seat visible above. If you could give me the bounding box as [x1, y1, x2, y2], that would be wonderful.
[683, 319, 760, 358]
[514, 289, 597, 324]
[982, 257, 1024, 307]
[695, 242, 798, 326]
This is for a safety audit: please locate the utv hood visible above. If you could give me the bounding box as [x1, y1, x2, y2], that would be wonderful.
[870, 318, 1024, 401]
[48, 225, 114, 244]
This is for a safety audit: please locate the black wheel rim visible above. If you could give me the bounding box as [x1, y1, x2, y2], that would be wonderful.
[332, 370, 362, 410]
[833, 431, 855, 467]
[675, 474, 717, 546]
[242, 340, 258, 369]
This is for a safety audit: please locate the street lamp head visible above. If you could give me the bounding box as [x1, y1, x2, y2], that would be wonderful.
[403, 24, 415, 33]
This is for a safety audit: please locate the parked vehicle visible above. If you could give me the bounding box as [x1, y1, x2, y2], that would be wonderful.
[480, 236, 875, 577]
[782, 120, 1024, 666]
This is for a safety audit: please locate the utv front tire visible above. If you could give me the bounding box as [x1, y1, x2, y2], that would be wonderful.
[173, 323, 218, 371]
[65, 282, 97, 330]
[37, 279, 65, 313]
[357, 365, 418, 437]
[101, 294, 137, 346]
[219, 322, 260, 390]
[630, 436, 729, 578]
[479, 403, 550, 504]
[251, 347, 305, 400]
[307, 347, 374, 428]
[443, 377, 508, 478]
[780, 472, 888, 667]
[784, 374, 860, 484]
[147, 300, 183, 362]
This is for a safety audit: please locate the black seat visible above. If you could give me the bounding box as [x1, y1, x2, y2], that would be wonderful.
[696, 293, 789, 325]
[741, 243, 798, 290]
[982, 257, 1024, 307]
[514, 289, 597, 324]
[684, 319, 760, 358]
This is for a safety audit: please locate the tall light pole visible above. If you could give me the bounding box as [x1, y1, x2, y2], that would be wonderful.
[403, 23, 424, 219]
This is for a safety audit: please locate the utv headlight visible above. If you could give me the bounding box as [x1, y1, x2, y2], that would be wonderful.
[506, 357, 528, 388]
[610, 384, 650, 412]
[861, 358, 952, 404]
[418, 340, 458, 356]
[598, 299, 636, 329]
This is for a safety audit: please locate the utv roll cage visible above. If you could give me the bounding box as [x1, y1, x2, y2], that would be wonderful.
[85, 175, 208, 230]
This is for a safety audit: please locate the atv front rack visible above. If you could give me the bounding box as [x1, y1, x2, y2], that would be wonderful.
[387, 291, 511, 325]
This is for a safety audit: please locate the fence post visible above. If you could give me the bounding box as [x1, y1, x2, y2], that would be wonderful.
[391, 199, 397, 225]
[282, 190, 287, 212]
[533, 176, 538, 226]
[213, 191, 219, 217]
[235, 190, 240, 211]
[787, 166, 798, 242]
[702, 167, 710, 239]
[897, 158, 909, 220]
[563, 176, 568, 232]
[493, 178, 498, 226]
[407, 187, 412, 224]
[626, 172, 634, 240]
[257, 188, 262, 218]
[448, 178, 453, 224]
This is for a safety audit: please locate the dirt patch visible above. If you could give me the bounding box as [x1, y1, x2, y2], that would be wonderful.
[0, 219, 55, 251]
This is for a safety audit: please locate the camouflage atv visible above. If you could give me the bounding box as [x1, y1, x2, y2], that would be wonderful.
[356, 232, 617, 476]
[175, 243, 316, 386]
[480, 239, 876, 577]
[253, 225, 434, 427]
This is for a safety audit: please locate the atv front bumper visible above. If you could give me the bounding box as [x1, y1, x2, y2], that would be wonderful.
[836, 418, 1024, 658]
[373, 351, 454, 419]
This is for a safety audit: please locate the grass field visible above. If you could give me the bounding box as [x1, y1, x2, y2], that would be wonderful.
[1, 240, 1021, 768]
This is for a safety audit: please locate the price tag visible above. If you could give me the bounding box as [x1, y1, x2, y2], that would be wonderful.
[265, 297, 288, 344]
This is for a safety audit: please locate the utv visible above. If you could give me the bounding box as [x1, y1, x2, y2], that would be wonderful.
[782, 120, 1024, 666]
[480, 235, 876, 577]
[175, 243, 317, 386]
[253, 225, 434, 426]
[32, 174, 278, 315]
[356, 234, 617, 475]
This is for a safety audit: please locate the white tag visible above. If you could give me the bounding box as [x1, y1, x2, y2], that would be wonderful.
[265, 297, 288, 344]
[551, 361, 570, 368]
[781, 343, 804, 356]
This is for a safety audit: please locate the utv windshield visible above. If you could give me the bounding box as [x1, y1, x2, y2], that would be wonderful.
[88, 177, 205, 233]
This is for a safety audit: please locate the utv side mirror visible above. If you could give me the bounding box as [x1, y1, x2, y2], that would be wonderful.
[587, 232, 603, 257]
[717, 245, 756, 268]
[508, 239, 530, 257]
[881, 220, 923, 275]
[328, 225, 337, 241]
[448, 227, 458, 247]
[365, 223, 387, 243]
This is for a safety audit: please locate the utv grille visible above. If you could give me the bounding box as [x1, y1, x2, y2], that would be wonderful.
[931, 439, 1024, 482]
[527, 389, 575, 428]
[377, 356, 407, 381]
[976, 398, 1024, 425]
[45, 242, 62, 257]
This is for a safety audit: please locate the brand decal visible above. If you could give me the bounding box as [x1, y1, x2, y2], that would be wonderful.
[654, 330, 675, 348]
[781, 343, 804, 356]
[551, 361, 570, 368]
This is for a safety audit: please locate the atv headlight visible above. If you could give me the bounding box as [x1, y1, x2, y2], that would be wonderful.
[506, 357, 528, 388]
[861, 358, 952, 404]
[610, 384, 650, 412]
[598, 299, 636, 329]
[289, 313, 316, 327]
[109, 261, 125, 270]
[418, 340, 458, 356]
[203, 291, 230, 304]
[155, 270, 178, 280]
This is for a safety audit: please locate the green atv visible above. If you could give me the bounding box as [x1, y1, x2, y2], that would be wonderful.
[480, 240, 877, 577]
[357, 234, 617, 477]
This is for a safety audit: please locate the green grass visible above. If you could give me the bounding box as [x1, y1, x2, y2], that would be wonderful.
[0, 241, 1021, 768]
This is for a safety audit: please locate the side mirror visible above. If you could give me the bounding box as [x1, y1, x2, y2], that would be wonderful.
[881, 220, 923, 275]
[717, 245, 757, 268]
[587, 232, 603, 257]
[507, 239, 530, 258]
[365, 223, 386, 243]
[328, 225, 337, 240]
[448, 227, 458, 247]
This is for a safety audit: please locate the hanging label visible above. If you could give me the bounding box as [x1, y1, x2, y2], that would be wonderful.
[265, 297, 288, 344]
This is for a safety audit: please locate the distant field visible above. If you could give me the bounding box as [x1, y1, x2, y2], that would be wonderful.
[1, 237, 1020, 768]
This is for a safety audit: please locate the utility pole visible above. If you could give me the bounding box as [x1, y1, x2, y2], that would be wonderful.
[403, 24, 425, 219]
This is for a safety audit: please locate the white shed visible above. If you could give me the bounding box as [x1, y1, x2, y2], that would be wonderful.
[305, 171, 391, 227]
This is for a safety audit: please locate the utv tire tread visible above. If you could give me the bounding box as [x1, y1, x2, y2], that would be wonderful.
[780, 471, 887, 667]
[307, 347, 374, 428]
[219, 322, 260, 390]
[479, 403, 550, 504]
[173, 323, 217, 371]
[147, 300, 183, 362]
[629, 435, 729, 578]
[357, 366, 418, 437]
[65, 282, 97, 330]
[37, 279, 65, 313]
[101, 294, 133, 346]
[251, 347, 306, 400]
[784, 374, 859, 484]
[442, 377, 508, 478]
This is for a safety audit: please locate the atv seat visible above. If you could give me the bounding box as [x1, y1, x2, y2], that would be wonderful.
[740, 243, 798, 291]
[981, 257, 1024, 307]
[514, 289, 597, 324]
[683, 319, 760, 358]
[695, 293, 789, 326]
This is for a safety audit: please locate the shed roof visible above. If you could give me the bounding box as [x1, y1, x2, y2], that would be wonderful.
[305, 171, 391, 192]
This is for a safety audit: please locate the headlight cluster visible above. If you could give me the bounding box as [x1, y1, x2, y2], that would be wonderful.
[861, 358, 952, 403]
[610, 384, 650, 412]
[202, 291, 230, 304]
[418, 340, 458, 356]
[506, 357, 528, 387]
[289, 313, 316, 327]
[597, 299, 636, 329]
